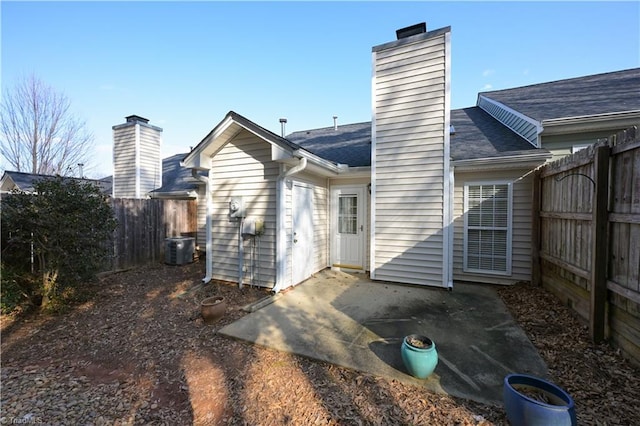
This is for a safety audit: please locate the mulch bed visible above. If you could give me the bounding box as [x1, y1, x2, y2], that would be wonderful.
[1, 262, 638, 425]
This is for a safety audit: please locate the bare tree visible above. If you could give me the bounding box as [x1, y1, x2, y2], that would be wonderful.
[0, 75, 94, 175]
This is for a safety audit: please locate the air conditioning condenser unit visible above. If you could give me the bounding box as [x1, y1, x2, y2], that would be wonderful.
[165, 237, 195, 265]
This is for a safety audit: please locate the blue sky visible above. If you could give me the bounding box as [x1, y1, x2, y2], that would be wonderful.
[2, 1, 639, 178]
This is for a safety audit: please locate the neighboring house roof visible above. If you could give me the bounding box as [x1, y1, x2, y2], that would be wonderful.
[0, 171, 112, 195]
[479, 68, 640, 122]
[287, 122, 371, 167]
[148, 153, 203, 198]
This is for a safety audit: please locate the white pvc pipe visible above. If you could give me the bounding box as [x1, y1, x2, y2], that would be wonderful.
[192, 169, 213, 284]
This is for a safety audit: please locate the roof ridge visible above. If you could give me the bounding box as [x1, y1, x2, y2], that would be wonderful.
[480, 67, 640, 95]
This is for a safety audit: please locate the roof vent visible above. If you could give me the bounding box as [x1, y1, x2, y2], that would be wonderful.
[396, 22, 426, 40]
[333, 115, 338, 131]
[279, 118, 287, 137]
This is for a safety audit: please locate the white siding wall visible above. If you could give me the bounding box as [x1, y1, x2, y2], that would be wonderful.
[453, 169, 534, 285]
[112, 125, 136, 198]
[372, 29, 450, 286]
[138, 126, 162, 195]
[209, 130, 278, 287]
[112, 122, 161, 198]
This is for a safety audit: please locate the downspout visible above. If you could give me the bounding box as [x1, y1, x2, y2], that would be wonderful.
[273, 157, 307, 293]
[192, 169, 213, 284]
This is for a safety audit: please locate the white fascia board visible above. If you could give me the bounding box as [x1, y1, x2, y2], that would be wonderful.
[182, 115, 239, 170]
[329, 166, 371, 179]
[541, 110, 640, 135]
[478, 95, 543, 148]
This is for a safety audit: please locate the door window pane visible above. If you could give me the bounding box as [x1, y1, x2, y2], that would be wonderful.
[338, 195, 357, 234]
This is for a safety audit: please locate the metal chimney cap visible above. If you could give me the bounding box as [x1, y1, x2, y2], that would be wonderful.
[126, 115, 150, 124]
[279, 118, 288, 123]
[396, 22, 427, 40]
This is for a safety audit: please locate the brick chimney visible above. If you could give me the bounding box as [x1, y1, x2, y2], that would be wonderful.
[112, 115, 162, 198]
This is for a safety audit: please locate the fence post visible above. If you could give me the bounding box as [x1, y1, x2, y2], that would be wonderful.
[532, 168, 542, 287]
[590, 145, 610, 343]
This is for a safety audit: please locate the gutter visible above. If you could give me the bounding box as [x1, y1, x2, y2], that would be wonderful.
[541, 110, 640, 135]
[148, 191, 197, 200]
[192, 169, 213, 284]
[451, 152, 552, 171]
[273, 157, 308, 294]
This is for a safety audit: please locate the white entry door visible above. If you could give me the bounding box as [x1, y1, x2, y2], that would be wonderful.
[292, 183, 314, 284]
[331, 186, 365, 270]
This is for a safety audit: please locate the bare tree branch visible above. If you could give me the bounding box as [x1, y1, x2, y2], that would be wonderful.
[0, 74, 94, 175]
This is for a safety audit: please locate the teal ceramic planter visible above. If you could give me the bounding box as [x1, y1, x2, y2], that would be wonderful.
[401, 334, 438, 379]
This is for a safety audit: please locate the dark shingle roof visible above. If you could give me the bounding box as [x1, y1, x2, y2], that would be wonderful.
[286, 109, 545, 165]
[149, 153, 203, 194]
[1, 171, 112, 195]
[480, 68, 640, 122]
[287, 122, 372, 167]
[450, 107, 544, 161]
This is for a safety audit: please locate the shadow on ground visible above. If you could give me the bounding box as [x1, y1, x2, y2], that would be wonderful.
[219, 269, 548, 405]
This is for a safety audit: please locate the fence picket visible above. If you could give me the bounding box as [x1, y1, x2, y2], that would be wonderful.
[536, 126, 640, 366]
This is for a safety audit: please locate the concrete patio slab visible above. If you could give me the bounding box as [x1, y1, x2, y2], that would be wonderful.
[219, 269, 547, 405]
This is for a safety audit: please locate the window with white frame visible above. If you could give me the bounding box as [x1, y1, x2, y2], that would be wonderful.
[463, 181, 513, 275]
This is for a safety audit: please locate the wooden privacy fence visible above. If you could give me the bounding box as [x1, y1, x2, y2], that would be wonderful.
[533, 127, 640, 364]
[107, 198, 197, 270]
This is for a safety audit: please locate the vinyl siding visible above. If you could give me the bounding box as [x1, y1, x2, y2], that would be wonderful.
[209, 130, 278, 287]
[112, 125, 137, 198]
[138, 126, 162, 195]
[372, 30, 449, 286]
[541, 130, 627, 162]
[112, 123, 161, 198]
[453, 169, 534, 285]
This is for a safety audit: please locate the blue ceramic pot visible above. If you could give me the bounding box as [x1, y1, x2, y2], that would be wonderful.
[503, 373, 576, 426]
[401, 334, 438, 379]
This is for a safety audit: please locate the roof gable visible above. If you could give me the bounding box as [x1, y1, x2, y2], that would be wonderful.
[182, 111, 302, 170]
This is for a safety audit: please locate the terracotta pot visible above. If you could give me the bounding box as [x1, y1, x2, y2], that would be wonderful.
[201, 296, 227, 324]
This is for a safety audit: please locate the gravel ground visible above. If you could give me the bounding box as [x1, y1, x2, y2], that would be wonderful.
[1, 262, 638, 425]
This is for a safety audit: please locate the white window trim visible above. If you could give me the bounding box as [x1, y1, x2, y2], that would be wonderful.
[463, 180, 513, 276]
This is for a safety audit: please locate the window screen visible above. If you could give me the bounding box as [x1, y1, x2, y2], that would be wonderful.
[464, 183, 512, 274]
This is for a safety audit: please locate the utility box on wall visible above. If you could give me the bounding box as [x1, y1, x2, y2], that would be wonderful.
[165, 237, 195, 265]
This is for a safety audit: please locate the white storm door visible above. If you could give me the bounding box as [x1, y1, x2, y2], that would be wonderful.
[331, 186, 365, 269]
[292, 183, 314, 284]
